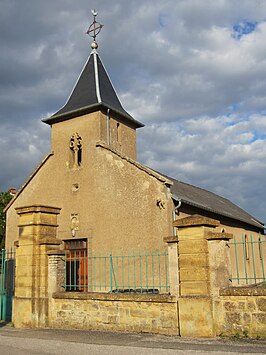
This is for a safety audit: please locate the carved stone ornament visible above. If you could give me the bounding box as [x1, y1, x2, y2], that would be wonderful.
[70, 133, 82, 168]
[71, 214, 79, 237]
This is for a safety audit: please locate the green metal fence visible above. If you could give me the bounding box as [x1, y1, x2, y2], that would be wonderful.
[227, 234, 266, 285]
[0, 249, 16, 321]
[64, 248, 169, 294]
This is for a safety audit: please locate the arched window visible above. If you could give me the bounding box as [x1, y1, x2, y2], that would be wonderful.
[69, 133, 82, 168]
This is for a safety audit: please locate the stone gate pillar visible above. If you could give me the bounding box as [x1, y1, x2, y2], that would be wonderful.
[173, 215, 232, 337]
[163, 235, 179, 296]
[13, 205, 61, 328]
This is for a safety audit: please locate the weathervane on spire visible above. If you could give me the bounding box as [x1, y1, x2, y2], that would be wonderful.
[86, 9, 103, 50]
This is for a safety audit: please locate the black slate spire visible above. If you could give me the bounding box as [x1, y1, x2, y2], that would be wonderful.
[44, 11, 143, 128]
[43, 50, 144, 128]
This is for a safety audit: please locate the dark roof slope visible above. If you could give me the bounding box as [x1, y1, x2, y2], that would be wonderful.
[164, 174, 264, 229]
[43, 50, 144, 128]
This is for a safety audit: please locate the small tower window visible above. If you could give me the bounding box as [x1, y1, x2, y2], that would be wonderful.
[69, 133, 82, 168]
[116, 122, 122, 145]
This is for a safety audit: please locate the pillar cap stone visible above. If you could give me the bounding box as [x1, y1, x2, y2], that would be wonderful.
[15, 205, 61, 215]
[206, 232, 233, 241]
[173, 214, 220, 228]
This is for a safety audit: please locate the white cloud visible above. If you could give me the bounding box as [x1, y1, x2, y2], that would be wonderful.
[0, 121, 50, 191]
[137, 113, 266, 220]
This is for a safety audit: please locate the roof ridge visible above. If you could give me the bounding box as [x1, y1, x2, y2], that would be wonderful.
[169, 175, 232, 202]
[155, 171, 264, 228]
[52, 53, 92, 117]
[93, 51, 101, 103]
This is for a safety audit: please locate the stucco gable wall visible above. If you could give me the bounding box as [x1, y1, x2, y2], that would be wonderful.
[5, 154, 58, 248]
[5, 112, 102, 249]
[100, 113, 137, 160]
[51, 140, 174, 251]
[86, 144, 173, 252]
[6, 114, 173, 251]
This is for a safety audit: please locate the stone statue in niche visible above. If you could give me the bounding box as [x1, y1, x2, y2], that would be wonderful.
[71, 213, 79, 237]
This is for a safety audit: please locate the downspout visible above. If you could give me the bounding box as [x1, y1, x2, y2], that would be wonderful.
[172, 197, 182, 333]
[173, 198, 181, 236]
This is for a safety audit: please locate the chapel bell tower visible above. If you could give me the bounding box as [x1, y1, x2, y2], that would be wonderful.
[42, 10, 144, 161]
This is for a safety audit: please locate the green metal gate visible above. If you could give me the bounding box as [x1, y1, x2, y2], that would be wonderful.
[0, 249, 15, 321]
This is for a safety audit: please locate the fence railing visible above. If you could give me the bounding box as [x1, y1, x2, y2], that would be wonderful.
[227, 234, 266, 285]
[0, 249, 16, 321]
[64, 248, 169, 294]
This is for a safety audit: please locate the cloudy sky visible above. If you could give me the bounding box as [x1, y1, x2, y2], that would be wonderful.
[1, 0, 266, 222]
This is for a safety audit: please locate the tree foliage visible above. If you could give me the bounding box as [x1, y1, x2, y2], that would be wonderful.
[0, 192, 12, 248]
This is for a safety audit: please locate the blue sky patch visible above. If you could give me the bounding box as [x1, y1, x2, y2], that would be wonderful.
[233, 20, 257, 39]
[252, 132, 266, 142]
[158, 13, 169, 28]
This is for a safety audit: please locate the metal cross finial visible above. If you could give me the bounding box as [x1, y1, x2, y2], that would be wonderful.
[86, 9, 104, 49]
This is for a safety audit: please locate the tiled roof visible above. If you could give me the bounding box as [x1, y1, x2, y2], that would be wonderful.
[167, 175, 264, 229]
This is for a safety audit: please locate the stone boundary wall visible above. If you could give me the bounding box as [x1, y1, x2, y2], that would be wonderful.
[49, 292, 179, 335]
[12, 208, 265, 338]
[215, 287, 266, 338]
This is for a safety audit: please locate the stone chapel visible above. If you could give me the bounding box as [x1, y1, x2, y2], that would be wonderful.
[5, 15, 264, 256]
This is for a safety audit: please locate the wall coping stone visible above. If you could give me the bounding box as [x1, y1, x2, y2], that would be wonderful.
[53, 292, 177, 303]
[220, 286, 266, 296]
[163, 236, 178, 243]
[96, 141, 173, 186]
[173, 215, 220, 228]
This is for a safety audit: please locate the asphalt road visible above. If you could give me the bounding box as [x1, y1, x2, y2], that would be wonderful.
[0, 323, 265, 355]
